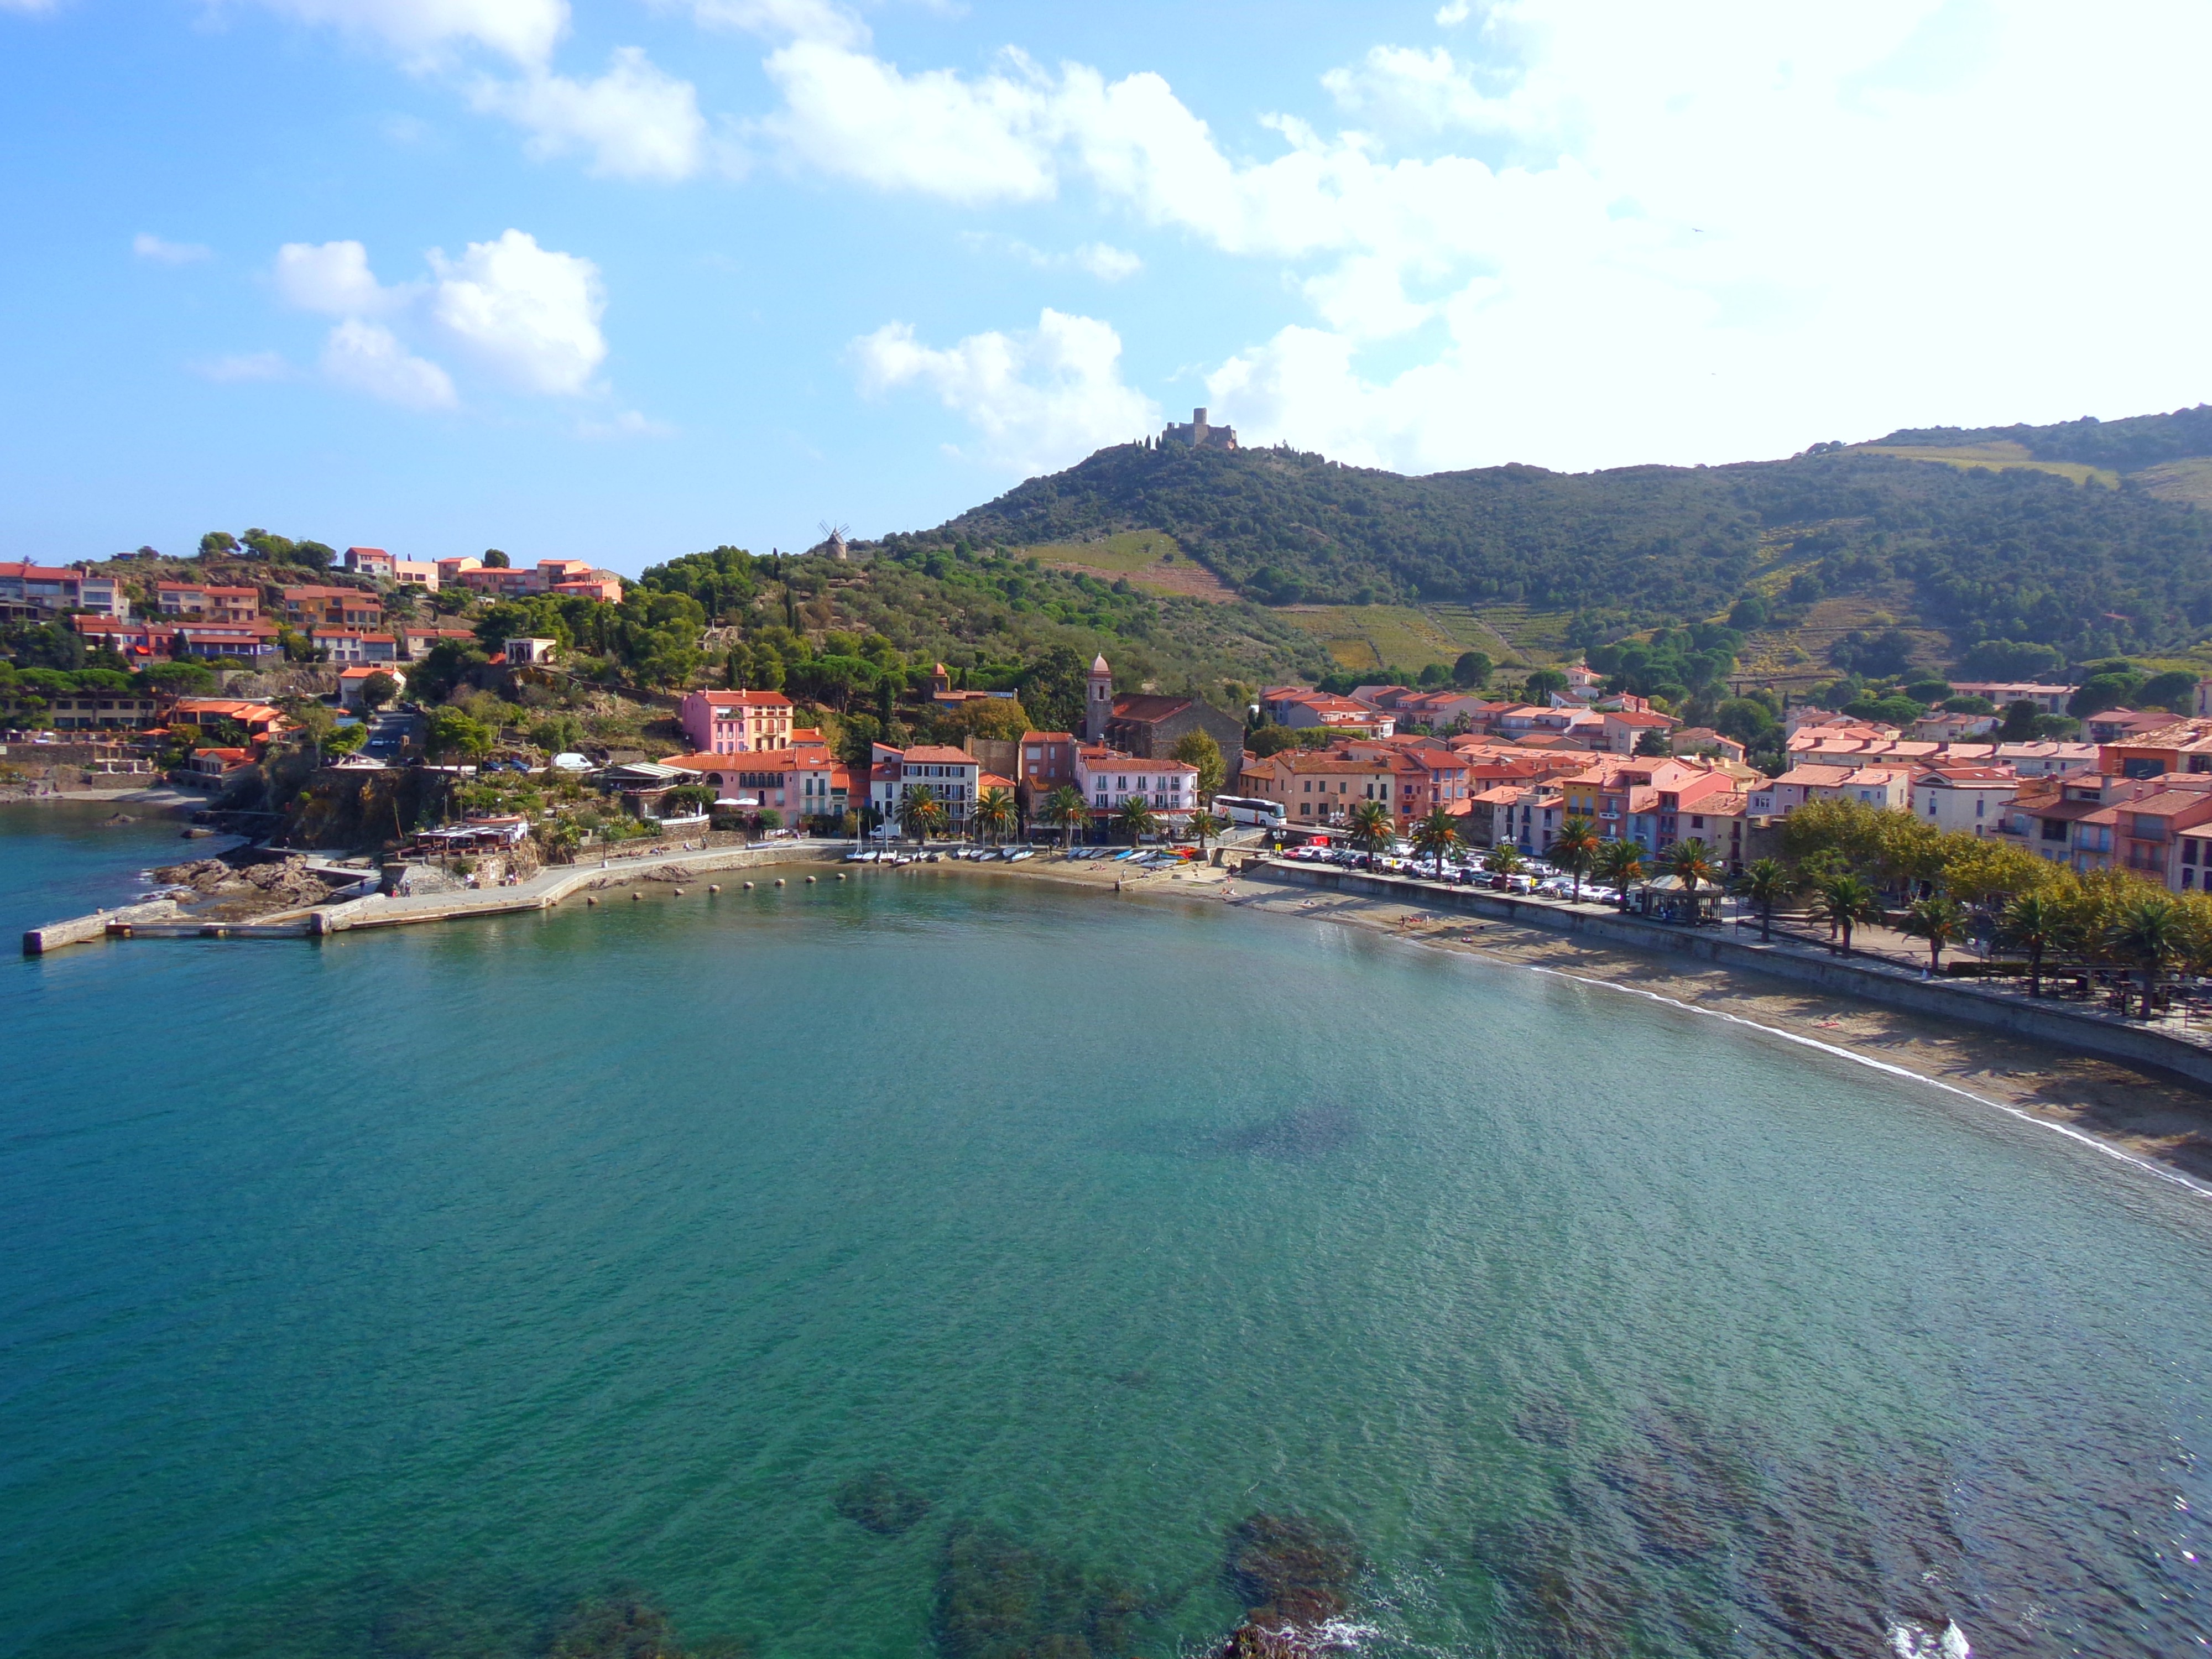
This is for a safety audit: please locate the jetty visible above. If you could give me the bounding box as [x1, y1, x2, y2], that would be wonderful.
[23, 839, 840, 955]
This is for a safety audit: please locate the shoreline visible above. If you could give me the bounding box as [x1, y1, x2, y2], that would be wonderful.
[935, 852, 2212, 1194]
[33, 825, 2212, 1192]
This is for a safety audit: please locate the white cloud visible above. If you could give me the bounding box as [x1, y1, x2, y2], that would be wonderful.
[268, 229, 605, 408]
[471, 47, 707, 180]
[1434, 2, 1471, 24]
[974, 234, 1142, 282]
[194, 351, 291, 383]
[756, 2, 2212, 472]
[320, 319, 458, 409]
[274, 239, 409, 315]
[576, 408, 676, 439]
[249, 0, 566, 66]
[756, 40, 1059, 204]
[428, 229, 606, 395]
[133, 233, 211, 265]
[1071, 242, 1142, 281]
[852, 307, 1157, 474]
[685, 0, 866, 47]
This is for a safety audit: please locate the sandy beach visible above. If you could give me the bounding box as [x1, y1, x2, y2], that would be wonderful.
[942, 850, 2212, 1191]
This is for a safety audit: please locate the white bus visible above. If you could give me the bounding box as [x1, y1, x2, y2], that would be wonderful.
[1214, 794, 1287, 828]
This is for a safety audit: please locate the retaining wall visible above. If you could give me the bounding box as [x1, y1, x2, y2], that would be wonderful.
[1248, 858, 2212, 1091]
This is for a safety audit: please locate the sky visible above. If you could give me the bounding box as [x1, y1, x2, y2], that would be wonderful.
[4, 0, 2211, 575]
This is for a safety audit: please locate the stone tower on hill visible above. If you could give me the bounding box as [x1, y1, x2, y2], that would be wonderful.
[1162, 406, 1237, 451]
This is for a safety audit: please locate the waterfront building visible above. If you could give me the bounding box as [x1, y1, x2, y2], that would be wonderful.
[1910, 766, 2021, 837]
[679, 689, 795, 755]
[1750, 764, 1912, 817]
[1073, 745, 1199, 819]
[656, 749, 851, 825]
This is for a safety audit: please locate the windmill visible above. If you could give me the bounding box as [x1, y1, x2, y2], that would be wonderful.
[817, 519, 852, 561]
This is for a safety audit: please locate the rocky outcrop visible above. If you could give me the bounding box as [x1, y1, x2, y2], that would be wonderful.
[150, 854, 336, 920]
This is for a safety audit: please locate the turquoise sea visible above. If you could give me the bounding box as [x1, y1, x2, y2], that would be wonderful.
[4, 801, 2211, 1658]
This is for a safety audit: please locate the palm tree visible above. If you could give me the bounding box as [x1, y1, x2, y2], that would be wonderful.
[1117, 794, 1160, 846]
[1550, 815, 1600, 903]
[1898, 894, 1968, 974]
[1733, 858, 1796, 943]
[1410, 807, 1460, 879]
[1187, 807, 1225, 855]
[1663, 838, 1720, 920]
[2108, 894, 2184, 1019]
[1485, 841, 1527, 877]
[1044, 783, 1089, 851]
[1346, 798, 1395, 863]
[1810, 873, 1880, 956]
[1593, 840, 1646, 911]
[971, 786, 1016, 847]
[896, 784, 946, 844]
[1998, 890, 2062, 997]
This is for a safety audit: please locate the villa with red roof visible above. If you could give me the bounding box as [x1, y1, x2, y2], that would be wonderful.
[679, 688, 795, 755]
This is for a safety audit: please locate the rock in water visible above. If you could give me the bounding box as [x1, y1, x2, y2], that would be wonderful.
[1212, 1623, 1312, 1658]
[930, 1522, 1145, 1659]
[1223, 1512, 1363, 1632]
[832, 1469, 931, 1536]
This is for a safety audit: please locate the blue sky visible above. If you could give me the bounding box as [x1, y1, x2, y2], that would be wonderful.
[4, 0, 2210, 573]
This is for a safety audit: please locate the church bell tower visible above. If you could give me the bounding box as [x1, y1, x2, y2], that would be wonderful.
[1086, 654, 1113, 744]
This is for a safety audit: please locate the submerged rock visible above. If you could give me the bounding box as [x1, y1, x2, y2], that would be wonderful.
[545, 1592, 752, 1659]
[833, 1469, 932, 1536]
[1223, 1512, 1364, 1634]
[1213, 1106, 1359, 1161]
[931, 1522, 1143, 1659]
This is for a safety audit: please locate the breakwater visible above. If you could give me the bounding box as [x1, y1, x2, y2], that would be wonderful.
[23, 840, 841, 954]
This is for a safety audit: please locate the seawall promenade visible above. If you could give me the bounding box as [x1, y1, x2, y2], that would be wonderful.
[1243, 856, 2212, 1093]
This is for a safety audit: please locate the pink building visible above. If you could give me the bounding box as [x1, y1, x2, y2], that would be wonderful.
[679, 688, 795, 755]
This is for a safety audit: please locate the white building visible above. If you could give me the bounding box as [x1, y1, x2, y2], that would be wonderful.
[1910, 766, 2020, 837]
[870, 744, 983, 828]
[1074, 745, 1198, 817]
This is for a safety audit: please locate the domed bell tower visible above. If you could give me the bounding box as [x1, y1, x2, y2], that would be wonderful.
[1086, 654, 1113, 744]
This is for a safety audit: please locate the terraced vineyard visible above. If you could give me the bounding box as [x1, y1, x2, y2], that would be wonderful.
[1280, 604, 1470, 672]
[1015, 530, 1237, 602]
[1467, 604, 1573, 666]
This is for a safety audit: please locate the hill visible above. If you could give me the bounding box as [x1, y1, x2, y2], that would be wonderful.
[902, 405, 2212, 674]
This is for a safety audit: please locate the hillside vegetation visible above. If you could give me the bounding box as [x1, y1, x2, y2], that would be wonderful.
[920, 405, 2212, 669]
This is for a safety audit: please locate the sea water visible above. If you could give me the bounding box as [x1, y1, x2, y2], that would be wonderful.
[3, 803, 2210, 1657]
